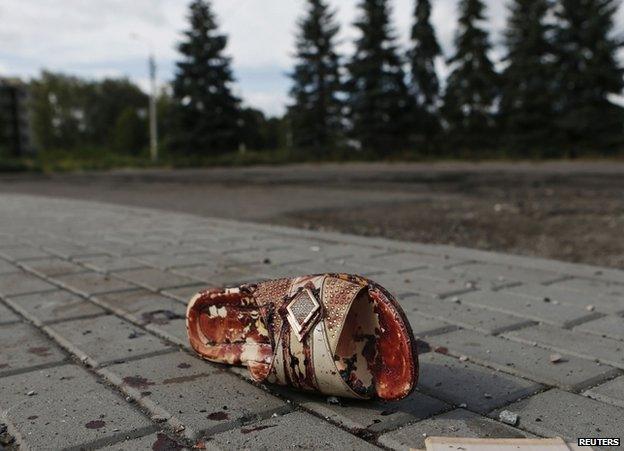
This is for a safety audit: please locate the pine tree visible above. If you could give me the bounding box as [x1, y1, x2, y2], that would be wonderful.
[500, 0, 555, 156]
[172, 0, 240, 154]
[552, 0, 624, 154]
[347, 0, 411, 155]
[288, 0, 343, 155]
[442, 0, 499, 153]
[407, 0, 442, 149]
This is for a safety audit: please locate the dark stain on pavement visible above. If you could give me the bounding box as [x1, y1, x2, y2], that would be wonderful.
[177, 363, 192, 369]
[28, 347, 51, 357]
[240, 425, 277, 434]
[162, 373, 211, 385]
[141, 310, 184, 326]
[123, 375, 156, 389]
[207, 411, 229, 421]
[152, 433, 184, 451]
[85, 420, 106, 429]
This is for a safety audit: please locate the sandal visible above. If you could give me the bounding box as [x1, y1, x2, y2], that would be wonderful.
[186, 274, 418, 401]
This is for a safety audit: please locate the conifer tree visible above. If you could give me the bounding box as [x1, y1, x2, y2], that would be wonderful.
[172, 0, 240, 154]
[347, 0, 411, 155]
[407, 0, 442, 148]
[442, 0, 499, 152]
[288, 0, 344, 155]
[552, 0, 624, 154]
[500, 0, 555, 156]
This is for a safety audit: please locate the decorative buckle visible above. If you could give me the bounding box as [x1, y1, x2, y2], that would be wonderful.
[285, 288, 321, 341]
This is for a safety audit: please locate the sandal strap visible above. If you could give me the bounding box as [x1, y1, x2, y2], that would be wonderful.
[250, 274, 367, 398]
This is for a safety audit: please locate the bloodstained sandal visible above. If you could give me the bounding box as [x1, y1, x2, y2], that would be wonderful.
[186, 274, 418, 401]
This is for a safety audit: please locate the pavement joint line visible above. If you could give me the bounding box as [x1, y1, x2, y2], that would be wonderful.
[62, 424, 160, 451]
[490, 281, 524, 291]
[558, 311, 605, 329]
[97, 348, 179, 369]
[0, 359, 70, 379]
[540, 274, 575, 286]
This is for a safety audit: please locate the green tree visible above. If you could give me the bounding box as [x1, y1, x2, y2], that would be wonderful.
[113, 107, 147, 155]
[442, 0, 499, 153]
[172, 0, 240, 154]
[347, 0, 411, 155]
[552, 0, 624, 154]
[500, 0, 555, 156]
[407, 0, 442, 149]
[288, 0, 344, 155]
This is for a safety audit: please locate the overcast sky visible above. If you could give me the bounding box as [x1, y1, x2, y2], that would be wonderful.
[1, 0, 622, 116]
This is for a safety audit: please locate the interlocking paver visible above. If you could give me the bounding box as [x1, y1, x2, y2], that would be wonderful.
[97, 431, 187, 450]
[504, 324, 624, 369]
[403, 294, 534, 335]
[0, 258, 18, 274]
[0, 244, 52, 262]
[162, 284, 206, 303]
[20, 257, 87, 278]
[494, 389, 624, 442]
[284, 389, 449, 433]
[583, 376, 624, 408]
[504, 283, 624, 314]
[452, 262, 563, 285]
[418, 353, 542, 413]
[0, 272, 56, 297]
[2, 194, 624, 448]
[74, 254, 146, 273]
[113, 267, 199, 291]
[93, 289, 189, 345]
[457, 290, 597, 327]
[209, 411, 380, 450]
[426, 329, 620, 391]
[45, 314, 173, 367]
[378, 409, 532, 451]
[99, 352, 289, 440]
[574, 315, 624, 341]
[0, 364, 154, 450]
[51, 271, 136, 296]
[4, 290, 105, 325]
[0, 322, 66, 376]
[0, 302, 20, 325]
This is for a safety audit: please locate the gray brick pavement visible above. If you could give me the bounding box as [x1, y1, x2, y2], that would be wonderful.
[1, 194, 623, 449]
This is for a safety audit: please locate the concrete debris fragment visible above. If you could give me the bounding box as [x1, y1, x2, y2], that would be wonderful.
[586, 305, 595, 312]
[499, 410, 519, 426]
[459, 355, 468, 362]
[549, 353, 563, 364]
[326, 396, 340, 405]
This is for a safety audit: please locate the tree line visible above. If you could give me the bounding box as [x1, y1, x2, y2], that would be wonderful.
[22, 0, 624, 161]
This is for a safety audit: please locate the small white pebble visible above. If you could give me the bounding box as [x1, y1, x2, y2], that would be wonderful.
[586, 305, 595, 312]
[459, 355, 468, 362]
[459, 403, 467, 408]
[549, 353, 563, 364]
[26, 390, 36, 396]
[309, 246, 321, 252]
[326, 396, 340, 405]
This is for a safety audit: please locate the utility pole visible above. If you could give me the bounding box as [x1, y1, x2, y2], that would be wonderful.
[148, 54, 158, 162]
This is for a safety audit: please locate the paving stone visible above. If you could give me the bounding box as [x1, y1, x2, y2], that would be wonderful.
[405, 312, 457, 337]
[98, 352, 289, 440]
[452, 262, 562, 285]
[209, 411, 379, 450]
[4, 290, 105, 325]
[583, 376, 624, 408]
[504, 283, 624, 315]
[51, 271, 137, 296]
[367, 251, 465, 271]
[494, 389, 624, 443]
[0, 258, 19, 274]
[0, 272, 56, 297]
[0, 302, 20, 325]
[42, 242, 105, 259]
[0, 364, 154, 450]
[378, 409, 532, 451]
[93, 289, 189, 345]
[45, 314, 172, 367]
[20, 257, 87, 278]
[113, 267, 204, 291]
[418, 353, 542, 413]
[98, 432, 188, 450]
[373, 272, 476, 299]
[414, 266, 520, 291]
[0, 322, 66, 376]
[457, 290, 597, 328]
[426, 329, 620, 391]
[504, 324, 624, 369]
[574, 314, 624, 341]
[136, 251, 222, 270]
[74, 254, 146, 273]
[0, 245, 52, 262]
[162, 284, 207, 303]
[284, 388, 449, 433]
[173, 264, 272, 286]
[403, 294, 534, 335]
[548, 277, 624, 302]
